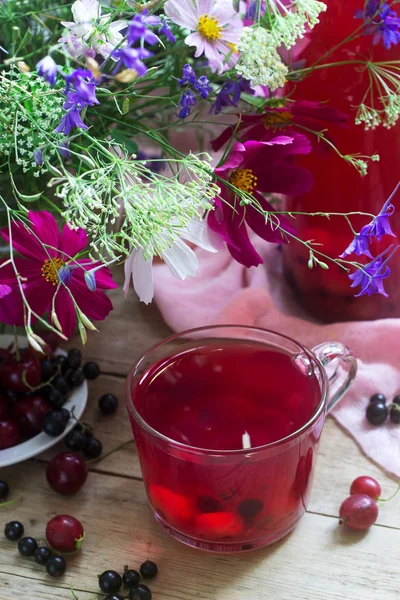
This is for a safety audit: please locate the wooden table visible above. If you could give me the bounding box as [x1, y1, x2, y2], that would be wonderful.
[1, 269, 399, 600]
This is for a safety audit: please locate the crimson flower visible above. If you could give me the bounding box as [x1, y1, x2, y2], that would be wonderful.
[211, 100, 348, 153]
[208, 135, 313, 267]
[0, 211, 117, 338]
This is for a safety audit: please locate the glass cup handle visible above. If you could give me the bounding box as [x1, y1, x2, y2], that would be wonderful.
[312, 342, 358, 413]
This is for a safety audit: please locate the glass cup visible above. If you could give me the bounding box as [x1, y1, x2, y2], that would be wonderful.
[126, 326, 357, 553]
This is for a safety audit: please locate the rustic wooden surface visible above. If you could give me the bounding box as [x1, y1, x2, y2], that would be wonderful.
[1, 268, 399, 599]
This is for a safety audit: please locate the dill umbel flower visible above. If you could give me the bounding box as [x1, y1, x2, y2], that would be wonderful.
[236, 27, 288, 89]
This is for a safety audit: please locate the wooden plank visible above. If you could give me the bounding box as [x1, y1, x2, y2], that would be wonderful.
[64, 266, 171, 376]
[0, 462, 399, 600]
[0, 573, 96, 600]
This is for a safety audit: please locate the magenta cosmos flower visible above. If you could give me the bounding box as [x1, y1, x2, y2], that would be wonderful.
[208, 135, 313, 267]
[164, 0, 243, 73]
[0, 211, 117, 338]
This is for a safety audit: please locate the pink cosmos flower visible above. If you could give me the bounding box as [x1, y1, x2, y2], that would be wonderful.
[0, 211, 117, 338]
[208, 135, 313, 267]
[164, 0, 243, 73]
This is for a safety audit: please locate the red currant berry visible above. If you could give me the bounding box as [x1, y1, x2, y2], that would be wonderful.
[46, 452, 88, 495]
[46, 515, 84, 553]
[350, 476, 381, 501]
[339, 494, 378, 530]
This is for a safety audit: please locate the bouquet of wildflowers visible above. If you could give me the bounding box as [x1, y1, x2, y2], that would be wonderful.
[0, 0, 399, 348]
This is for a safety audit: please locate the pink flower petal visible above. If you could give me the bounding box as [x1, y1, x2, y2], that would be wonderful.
[212, 0, 242, 26]
[28, 211, 61, 254]
[198, 0, 213, 13]
[69, 278, 114, 323]
[54, 286, 77, 339]
[185, 32, 206, 57]
[0, 284, 12, 299]
[165, 0, 198, 29]
[216, 142, 246, 174]
[60, 224, 88, 259]
[245, 191, 296, 244]
[253, 161, 314, 196]
[1, 221, 47, 262]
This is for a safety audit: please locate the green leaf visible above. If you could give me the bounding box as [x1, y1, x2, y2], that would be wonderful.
[122, 98, 130, 114]
[109, 131, 138, 155]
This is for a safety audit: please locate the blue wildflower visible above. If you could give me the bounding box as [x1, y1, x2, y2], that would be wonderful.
[178, 90, 197, 119]
[340, 182, 399, 258]
[356, 1, 400, 50]
[179, 64, 197, 86]
[210, 77, 254, 115]
[245, 0, 265, 20]
[127, 11, 160, 46]
[112, 47, 153, 77]
[158, 19, 176, 44]
[54, 109, 87, 135]
[84, 270, 97, 292]
[58, 265, 73, 285]
[349, 245, 398, 297]
[194, 75, 212, 99]
[58, 140, 71, 159]
[36, 56, 58, 86]
[65, 69, 100, 106]
[33, 149, 43, 167]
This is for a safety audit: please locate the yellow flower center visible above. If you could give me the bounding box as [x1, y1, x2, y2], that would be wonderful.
[197, 14, 222, 41]
[41, 258, 64, 286]
[230, 169, 258, 194]
[263, 111, 292, 129]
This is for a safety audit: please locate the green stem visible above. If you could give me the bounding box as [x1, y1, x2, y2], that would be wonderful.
[85, 440, 133, 465]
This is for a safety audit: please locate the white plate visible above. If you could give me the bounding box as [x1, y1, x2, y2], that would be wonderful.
[0, 335, 88, 468]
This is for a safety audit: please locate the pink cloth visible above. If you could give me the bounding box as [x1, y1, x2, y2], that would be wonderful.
[154, 238, 400, 478]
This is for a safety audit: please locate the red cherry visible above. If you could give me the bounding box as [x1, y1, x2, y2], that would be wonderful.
[0, 393, 9, 420]
[339, 494, 379, 530]
[11, 396, 51, 439]
[194, 512, 243, 539]
[0, 419, 21, 449]
[46, 515, 85, 553]
[46, 452, 88, 495]
[0, 350, 41, 392]
[350, 476, 382, 501]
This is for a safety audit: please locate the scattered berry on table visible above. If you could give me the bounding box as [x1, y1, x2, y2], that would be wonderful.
[42, 410, 68, 437]
[34, 546, 53, 566]
[67, 349, 82, 370]
[45, 554, 67, 577]
[83, 361, 100, 380]
[350, 476, 381, 500]
[366, 401, 388, 425]
[105, 596, 125, 600]
[140, 561, 158, 579]
[123, 569, 141, 588]
[369, 393, 386, 404]
[18, 536, 38, 557]
[129, 584, 152, 600]
[46, 514, 84, 553]
[67, 369, 85, 389]
[65, 428, 87, 452]
[98, 393, 119, 415]
[0, 480, 10, 501]
[339, 494, 379, 530]
[46, 452, 88, 495]
[4, 521, 24, 541]
[98, 570, 123, 594]
[84, 437, 103, 459]
[40, 359, 56, 381]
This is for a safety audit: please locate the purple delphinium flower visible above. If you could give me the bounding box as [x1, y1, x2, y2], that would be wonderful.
[127, 11, 160, 46]
[58, 140, 71, 159]
[355, 1, 400, 49]
[178, 90, 197, 119]
[55, 109, 87, 135]
[245, 0, 265, 20]
[179, 64, 197, 86]
[349, 245, 398, 297]
[194, 75, 212, 99]
[158, 19, 176, 44]
[36, 56, 58, 86]
[210, 77, 254, 115]
[33, 149, 43, 166]
[65, 69, 100, 106]
[112, 47, 153, 77]
[340, 182, 399, 258]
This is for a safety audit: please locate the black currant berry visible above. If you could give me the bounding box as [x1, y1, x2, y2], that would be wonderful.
[34, 546, 52, 566]
[65, 428, 87, 452]
[393, 395, 400, 406]
[98, 570, 123, 594]
[41, 359, 56, 381]
[366, 401, 388, 425]
[61, 408, 70, 424]
[46, 555, 67, 577]
[105, 595, 125, 600]
[67, 369, 85, 389]
[238, 499, 264, 519]
[84, 437, 103, 459]
[18, 537, 38, 557]
[140, 561, 158, 579]
[390, 405, 400, 424]
[98, 394, 119, 415]
[123, 569, 140, 588]
[42, 411, 67, 437]
[83, 362, 100, 380]
[4, 521, 24, 541]
[129, 584, 152, 600]
[54, 355, 69, 374]
[53, 376, 69, 396]
[0, 480, 10, 501]
[197, 496, 223, 513]
[67, 349, 82, 369]
[48, 388, 65, 409]
[369, 393, 386, 404]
